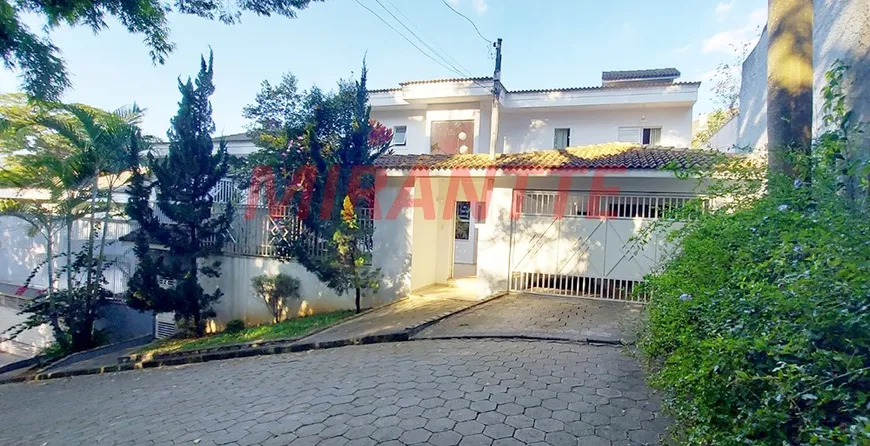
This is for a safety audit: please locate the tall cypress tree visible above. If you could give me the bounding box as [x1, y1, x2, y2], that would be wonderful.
[127, 51, 233, 336]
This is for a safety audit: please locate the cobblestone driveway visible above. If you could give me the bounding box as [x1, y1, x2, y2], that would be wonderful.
[0, 340, 668, 446]
[416, 294, 644, 344]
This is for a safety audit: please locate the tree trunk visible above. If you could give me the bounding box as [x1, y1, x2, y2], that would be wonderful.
[94, 186, 113, 287]
[193, 304, 204, 337]
[766, 0, 814, 179]
[355, 287, 361, 314]
[43, 228, 64, 347]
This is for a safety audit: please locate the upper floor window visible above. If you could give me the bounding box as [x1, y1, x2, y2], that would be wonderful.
[554, 128, 571, 149]
[392, 126, 407, 146]
[618, 126, 662, 145]
[431, 120, 474, 154]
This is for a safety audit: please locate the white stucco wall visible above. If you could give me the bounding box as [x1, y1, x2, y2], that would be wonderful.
[0, 217, 51, 289]
[500, 106, 693, 152]
[372, 102, 694, 156]
[0, 306, 53, 355]
[372, 103, 487, 156]
[813, 0, 870, 145]
[204, 180, 416, 326]
[703, 116, 739, 152]
[734, 0, 870, 152]
[737, 29, 770, 152]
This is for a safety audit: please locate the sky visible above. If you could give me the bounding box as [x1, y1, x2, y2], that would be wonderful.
[0, 0, 767, 138]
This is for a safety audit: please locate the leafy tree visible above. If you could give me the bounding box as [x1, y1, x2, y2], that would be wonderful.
[0, 0, 322, 100]
[126, 51, 233, 336]
[245, 64, 391, 313]
[693, 42, 749, 148]
[0, 97, 141, 352]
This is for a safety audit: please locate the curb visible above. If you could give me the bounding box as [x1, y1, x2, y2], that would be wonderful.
[0, 293, 509, 386]
[44, 335, 153, 372]
[409, 334, 628, 346]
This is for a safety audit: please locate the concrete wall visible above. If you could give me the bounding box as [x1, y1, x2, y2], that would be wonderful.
[500, 106, 693, 153]
[733, 0, 869, 151]
[813, 0, 870, 145]
[203, 180, 415, 326]
[737, 29, 770, 151]
[0, 306, 53, 355]
[0, 217, 51, 289]
[703, 116, 739, 152]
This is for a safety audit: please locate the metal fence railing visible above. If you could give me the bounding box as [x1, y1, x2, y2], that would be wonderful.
[515, 191, 698, 219]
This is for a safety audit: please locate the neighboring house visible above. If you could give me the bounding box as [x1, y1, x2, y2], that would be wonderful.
[1, 68, 716, 330]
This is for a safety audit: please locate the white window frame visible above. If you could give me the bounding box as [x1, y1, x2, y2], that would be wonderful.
[392, 125, 408, 146]
[617, 126, 662, 145]
[554, 128, 571, 149]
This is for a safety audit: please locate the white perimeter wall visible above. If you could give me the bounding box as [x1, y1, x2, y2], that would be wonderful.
[204, 179, 415, 326]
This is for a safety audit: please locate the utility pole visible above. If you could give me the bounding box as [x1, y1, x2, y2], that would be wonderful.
[489, 38, 503, 159]
[766, 0, 813, 180]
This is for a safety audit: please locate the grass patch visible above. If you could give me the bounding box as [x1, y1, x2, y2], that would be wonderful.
[138, 310, 355, 356]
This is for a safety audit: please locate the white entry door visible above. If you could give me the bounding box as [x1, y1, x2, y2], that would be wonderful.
[453, 201, 476, 264]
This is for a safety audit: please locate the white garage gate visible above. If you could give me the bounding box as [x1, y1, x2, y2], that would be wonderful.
[508, 190, 692, 302]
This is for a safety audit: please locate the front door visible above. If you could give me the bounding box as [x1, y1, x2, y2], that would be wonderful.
[453, 201, 475, 265]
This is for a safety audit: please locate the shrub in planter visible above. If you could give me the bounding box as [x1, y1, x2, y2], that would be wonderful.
[252, 274, 301, 323]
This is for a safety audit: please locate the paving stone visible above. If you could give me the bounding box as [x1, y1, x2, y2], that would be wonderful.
[370, 426, 404, 442]
[425, 417, 457, 433]
[430, 430, 463, 446]
[482, 423, 515, 439]
[0, 339, 668, 446]
[399, 428, 432, 444]
[455, 420, 486, 435]
[513, 427, 546, 443]
[545, 431, 579, 446]
[458, 433, 494, 446]
[575, 435, 612, 446]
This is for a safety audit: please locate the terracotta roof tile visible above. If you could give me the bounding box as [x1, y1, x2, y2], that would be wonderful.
[373, 144, 724, 171]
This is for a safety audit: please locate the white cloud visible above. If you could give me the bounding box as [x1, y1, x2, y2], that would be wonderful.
[472, 0, 488, 15]
[447, 0, 459, 5]
[715, 1, 735, 16]
[671, 44, 692, 54]
[703, 8, 766, 54]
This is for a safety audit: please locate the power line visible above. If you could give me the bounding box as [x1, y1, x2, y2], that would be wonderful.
[355, 0, 466, 78]
[439, 0, 492, 45]
[355, 0, 492, 91]
[378, 0, 474, 77]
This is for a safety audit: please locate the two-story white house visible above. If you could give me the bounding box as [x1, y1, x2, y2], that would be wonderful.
[185, 68, 713, 325]
[0, 68, 716, 336]
[370, 68, 698, 157]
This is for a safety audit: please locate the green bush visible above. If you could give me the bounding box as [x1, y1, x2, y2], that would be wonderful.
[640, 178, 870, 445]
[252, 273, 301, 323]
[224, 319, 245, 334]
